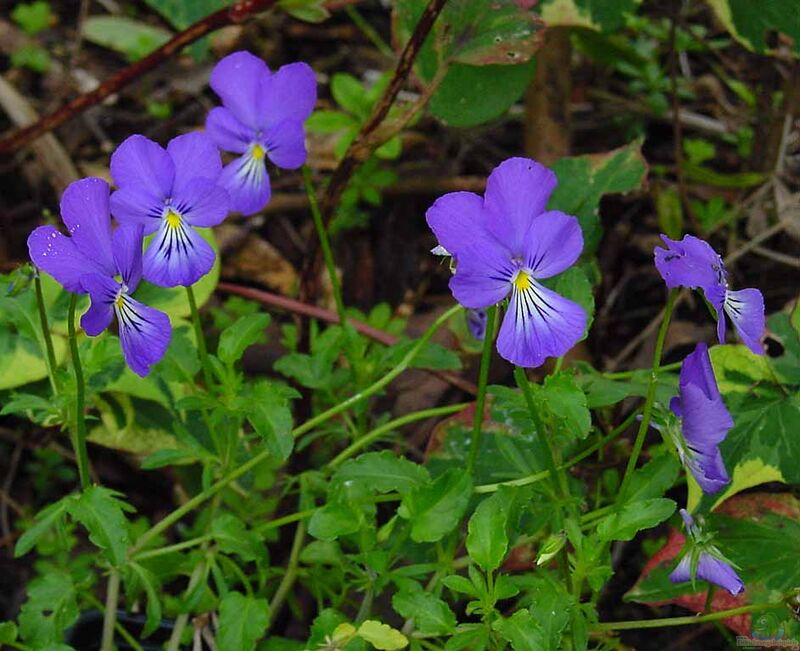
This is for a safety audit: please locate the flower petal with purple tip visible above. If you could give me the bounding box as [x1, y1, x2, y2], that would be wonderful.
[110, 135, 174, 201]
[219, 152, 271, 216]
[425, 191, 492, 260]
[79, 272, 118, 336]
[669, 553, 744, 596]
[449, 240, 515, 308]
[496, 280, 586, 368]
[523, 211, 583, 279]
[172, 178, 230, 228]
[28, 226, 96, 293]
[206, 106, 254, 154]
[654, 234, 723, 296]
[209, 51, 271, 130]
[59, 177, 115, 276]
[484, 157, 557, 255]
[112, 225, 144, 293]
[143, 218, 216, 287]
[260, 61, 317, 127]
[265, 119, 308, 170]
[115, 295, 171, 377]
[723, 288, 765, 354]
[166, 132, 223, 197]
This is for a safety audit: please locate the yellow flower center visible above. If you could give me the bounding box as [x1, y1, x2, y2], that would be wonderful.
[513, 270, 532, 291]
[251, 143, 266, 160]
[165, 209, 182, 229]
[115, 295, 125, 308]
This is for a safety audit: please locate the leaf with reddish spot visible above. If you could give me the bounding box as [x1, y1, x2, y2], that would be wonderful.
[627, 493, 800, 637]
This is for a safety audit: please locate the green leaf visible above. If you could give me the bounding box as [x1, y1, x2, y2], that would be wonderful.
[442, 574, 479, 597]
[212, 514, 264, 562]
[527, 578, 573, 650]
[19, 574, 78, 647]
[308, 502, 362, 541]
[688, 342, 800, 511]
[655, 186, 684, 239]
[435, 0, 544, 65]
[428, 61, 537, 127]
[334, 451, 430, 495]
[82, 16, 172, 61]
[619, 454, 681, 504]
[536, 372, 592, 442]
[356, 620, 408, 650]
[217, 591, 269, 651]
[245, 380, 296, 461]
[398, 469, 472, 543]
[596, 498, 676, 542]
[141, 0, 226, 59]
[392, 589, 456, 636]
[548, 265, 595, 339]
[492, 608, 544, 651]
[68, 486, 134, 567]
[12, 1, 53, 34]
[0, 621, 16, 644]
[549, 139, 648, 253]
[466, 492, 509, 573]
[306, 110, 357, 133]
[279, 0, 330, 22]
[88, 392, 177, 455]
[331, 73, 369, 116]
[218, 313, 270, 364]
[704, 0, 800, 56]
[539, 0, 641, 31]
[11, 44, 51, 72]
[0, 323, 66, 390]
[15, 497, 70, 558]
[127, 563, 162, 638]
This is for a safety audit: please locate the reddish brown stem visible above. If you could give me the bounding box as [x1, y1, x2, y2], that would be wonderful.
[0, 0, 279, 155]
[299, 0, 449, 298]
[217, 281, 478, 396]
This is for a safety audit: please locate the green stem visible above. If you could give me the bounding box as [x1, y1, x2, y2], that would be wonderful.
[268, 521, 306, 626]
[329, 403, 468, 470]
[474, 407, 642, 494]
[67, 294, 91, 490]
[131, 534, 213, 561]
[514, 366, 576, 592]
[100, 570, 120, 651]
[186, 284, 214, 390]
[467, 306, 497, 476]
[130, 305, 462, 555]
[83, 593, 144, 651]
[304, 166, 346, 326]
[593, 602, 778, 631]
[617, 289, 678, 499]
[513, 368, 574, 520]
[166, 560, 206, 651]
[34, 273, 59, 394]
[601, 361, 681, 380]
[255, 507, 317, 534]
[345, 5, 394, 59]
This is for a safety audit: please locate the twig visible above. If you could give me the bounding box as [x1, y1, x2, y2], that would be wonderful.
[0, 75, 79, 193]
[751, 245, 800, 268]
[0, 0, 280, 155]
[299, 0, 450, 296]
[0, 438, 24, 549]
[217, 281, 478, 395]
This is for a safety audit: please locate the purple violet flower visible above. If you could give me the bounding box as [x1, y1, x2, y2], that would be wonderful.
[28, 178, 171, 376]
[467, 309, 488, 341]
[654, 234, 765, 354]
[110, 132, 229, 288]
[206, 51, 317, 215]
[668, 343, 733, 494]
[426, 157, 586, 367]
[670, 509, 744, 596]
